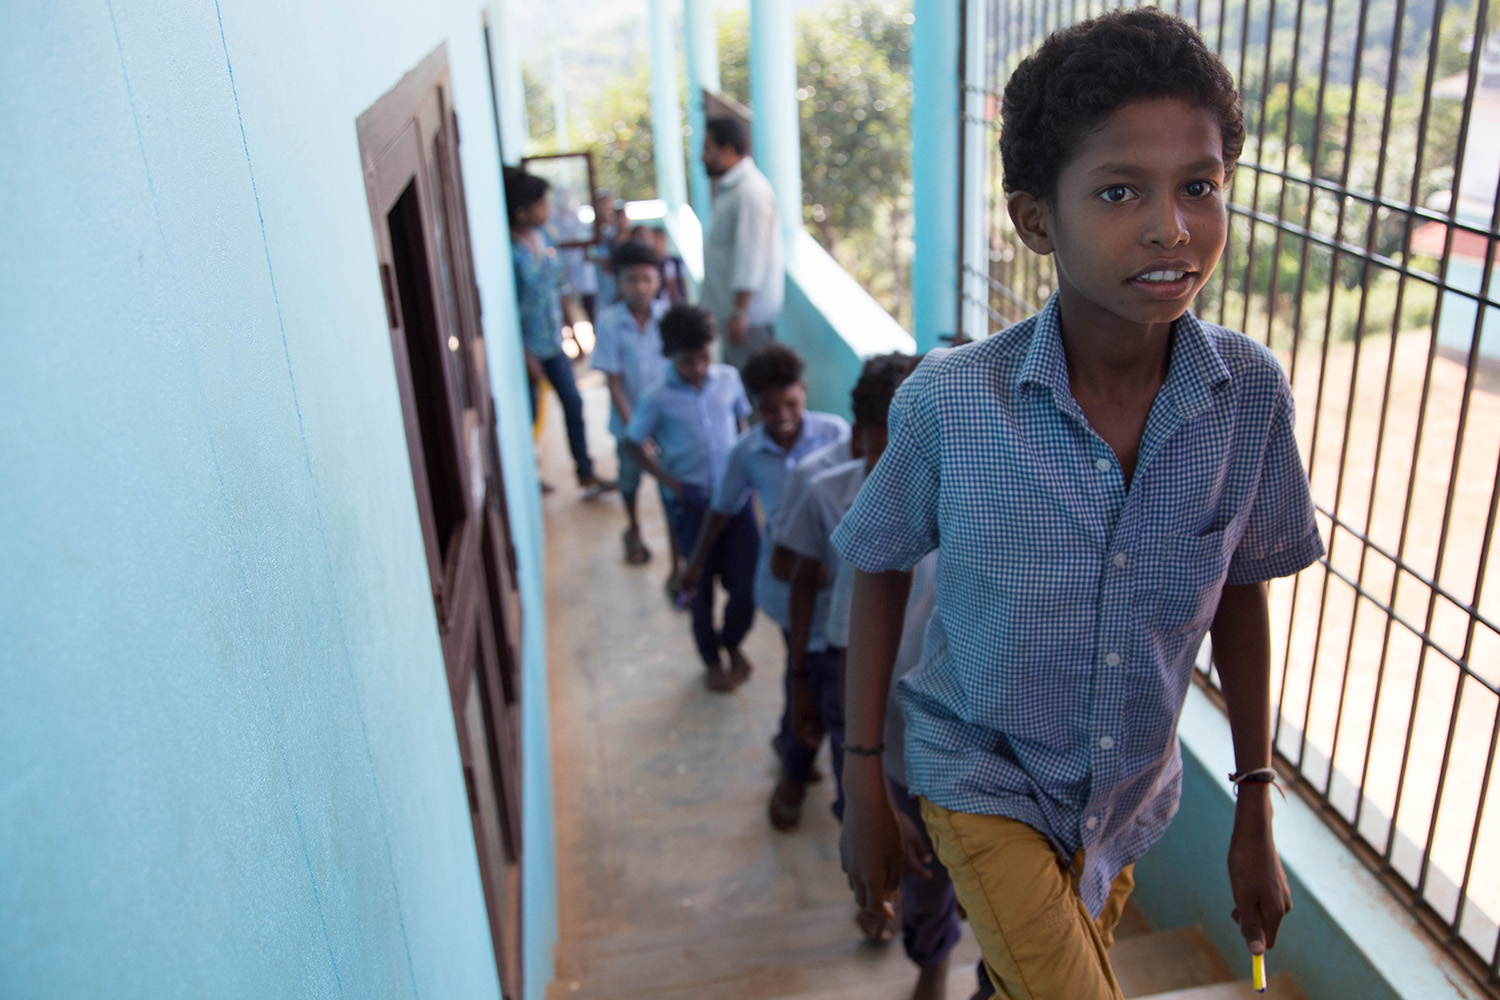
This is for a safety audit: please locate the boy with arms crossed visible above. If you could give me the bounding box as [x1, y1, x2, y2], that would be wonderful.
[623, 306, 756, 692]
[834, 10, 1323, 999]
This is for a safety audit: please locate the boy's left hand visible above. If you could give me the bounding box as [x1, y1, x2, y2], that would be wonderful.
[1226, 790, 1292, 953]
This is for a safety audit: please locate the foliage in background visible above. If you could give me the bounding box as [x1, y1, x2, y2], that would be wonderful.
[718, 1, 915, 328]
[524, 0, 915, 327]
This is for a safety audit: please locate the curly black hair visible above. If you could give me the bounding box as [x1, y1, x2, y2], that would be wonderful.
[659, 305, 717, 355]
[503, 167, 550, 227]
[1000, 7, 1244, 199]
[850, 353, 920, 428]
[610, 239, 661, 274]
[740, 343, 805, 398]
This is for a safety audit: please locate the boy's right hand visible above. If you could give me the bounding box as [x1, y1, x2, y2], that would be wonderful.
[839, 762, 904, 920]
[676, 560, 703, 595]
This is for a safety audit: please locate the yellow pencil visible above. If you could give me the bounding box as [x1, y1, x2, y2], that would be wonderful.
[1252, 952, 1266, 992]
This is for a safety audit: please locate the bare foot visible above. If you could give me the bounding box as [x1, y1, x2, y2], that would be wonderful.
[767, 775, 806, 831]
[705, 663, 735, 693]
[854, 906, 895, 944]
[726, 647, 754, 686]
[911, 956, 950, 1000]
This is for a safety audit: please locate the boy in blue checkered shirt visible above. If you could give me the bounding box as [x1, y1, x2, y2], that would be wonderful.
[833, 10, 1324, 999]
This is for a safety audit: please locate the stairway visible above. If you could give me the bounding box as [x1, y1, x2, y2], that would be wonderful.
[539, 386, 1309, 1000]
[550, 901, 1304, 1000]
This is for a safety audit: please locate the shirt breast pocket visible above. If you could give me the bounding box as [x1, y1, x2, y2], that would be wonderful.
[1141, 531, 1232, 637]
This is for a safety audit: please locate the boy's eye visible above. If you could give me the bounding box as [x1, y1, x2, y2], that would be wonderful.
[1099, 185, 1132, 203]
[1184, 179, 1218, 197]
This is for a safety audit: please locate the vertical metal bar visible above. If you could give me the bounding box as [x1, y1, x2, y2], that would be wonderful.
[1411, 165, 1500, 902]
[1238, 0, 1280, 341]
[1449, 468, 1500, 940]
[1285, 0, 1338, 395]
[1381, 0, 1490, 874]
[1322, 0, 1409, 808]
[1269, 0, 1316, 752]
[1296, 0, 1376, 778]
[1351, 0, 1449, 842]
[1262, 0, 1309, 372]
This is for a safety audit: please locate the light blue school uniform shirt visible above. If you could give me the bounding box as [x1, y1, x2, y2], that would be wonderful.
[711, 412, 849, 645]
[511, 230, 565, 361]
[832, 296, 1324, 917]
[770, 439, 853, 545]
[591, 299, 670, 437]
[624, 364, 751, 493]
[777, 453, 863, 653]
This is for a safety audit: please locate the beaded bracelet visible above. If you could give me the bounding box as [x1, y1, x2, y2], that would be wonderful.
[842, 742, 886, 757]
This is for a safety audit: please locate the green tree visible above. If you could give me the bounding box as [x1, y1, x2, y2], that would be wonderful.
[523, 68, 556, 154]
[719, 1, 915, 326]
[575, 60, 659, 203]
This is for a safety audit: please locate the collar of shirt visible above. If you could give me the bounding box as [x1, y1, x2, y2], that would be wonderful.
[718, 156, 754, 191]
[1016, 295, 1232, 427]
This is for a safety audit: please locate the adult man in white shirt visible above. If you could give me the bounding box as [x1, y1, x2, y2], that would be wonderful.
[700, 116, 784, 370]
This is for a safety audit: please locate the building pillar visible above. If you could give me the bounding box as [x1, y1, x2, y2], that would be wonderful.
[911, 0, 963, 350]
[486, 0, 529, 164]
[683, 0, 719, 221]
[649, 0, 689, 211]
[749, 0, 803, 246]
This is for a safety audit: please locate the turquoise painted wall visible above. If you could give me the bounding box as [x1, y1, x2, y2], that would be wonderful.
[1, 2, 552, 998]
[780, 233, 916, 418]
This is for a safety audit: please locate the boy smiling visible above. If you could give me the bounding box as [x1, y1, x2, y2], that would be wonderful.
[834, 10, 1324, 999]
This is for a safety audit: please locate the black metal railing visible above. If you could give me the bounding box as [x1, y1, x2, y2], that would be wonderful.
[960, 0, 1500, 990]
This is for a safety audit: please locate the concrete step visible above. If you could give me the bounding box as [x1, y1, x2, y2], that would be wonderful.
[553, 900, 983, 1000]
[1112, 925, 1236, 997]
[552, 897, 1300, 1000]
[1137, 972, 1306, 1000]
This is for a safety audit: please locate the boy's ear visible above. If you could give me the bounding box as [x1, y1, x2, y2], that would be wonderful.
[1008, 191, 1056, 256]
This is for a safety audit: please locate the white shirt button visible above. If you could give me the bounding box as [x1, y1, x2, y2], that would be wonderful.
[1094, 457, 1112, 473]
[1104, 651, 1121, 667]
[1112, 552, 1128, 568]
[1098, 735, 1115, 750]
[1085, 815, 1100, 831]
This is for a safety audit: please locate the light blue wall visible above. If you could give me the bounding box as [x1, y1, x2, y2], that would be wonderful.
[781, 233, 916, 418]
[1, 2, 551, 998]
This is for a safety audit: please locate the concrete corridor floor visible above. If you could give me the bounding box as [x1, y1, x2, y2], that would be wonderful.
[538, 370, 984, 997]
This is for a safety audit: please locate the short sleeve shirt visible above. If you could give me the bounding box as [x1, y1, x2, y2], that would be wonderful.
[625, 365, 751, 493]
[591, 299, 670, 437]
[711, 412, 850, 642]
[770, 439, 853, 546]
[782, 457, 866, 650]
[832, 296, 1324, 917]
[512, 232, 565, 361]
[884, 551, 940, 787]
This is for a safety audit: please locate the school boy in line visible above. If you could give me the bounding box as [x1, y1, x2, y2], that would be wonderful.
[679, 344, 849, 714]
[780, 354, 990, 1000]
[591, 240, 679, 575]
[774, 354, 916, 838]
[622, 306, 757, 693]
[833, 11, 1324, 1000]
